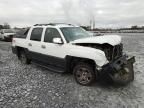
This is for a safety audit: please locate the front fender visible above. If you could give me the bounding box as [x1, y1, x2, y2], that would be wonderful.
[67, 45, 108, 67]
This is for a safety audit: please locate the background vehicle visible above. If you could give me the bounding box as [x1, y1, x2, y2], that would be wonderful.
[12, 23, 135, 86]
[0, 29, 15, 41]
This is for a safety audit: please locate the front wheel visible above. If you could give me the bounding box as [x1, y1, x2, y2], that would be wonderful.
[73, 62, 96, 86]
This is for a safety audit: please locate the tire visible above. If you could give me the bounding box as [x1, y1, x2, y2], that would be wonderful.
[19, 50, 31, 64]
[73, 62, 96, 86]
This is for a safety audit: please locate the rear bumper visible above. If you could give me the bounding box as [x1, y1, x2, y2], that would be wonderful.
[101, 55, 135, 84]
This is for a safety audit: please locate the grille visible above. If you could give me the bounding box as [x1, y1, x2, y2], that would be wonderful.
[105, 44, 123, 61]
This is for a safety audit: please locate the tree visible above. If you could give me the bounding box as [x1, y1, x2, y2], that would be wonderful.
[141, 26, 144, 29]
[0, 25, 3, 29]
[131, 25, 138, 29]
[3, 23, 11, 29]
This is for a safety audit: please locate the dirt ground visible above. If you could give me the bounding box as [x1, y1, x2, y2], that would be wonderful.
[0, 33, 144, 108]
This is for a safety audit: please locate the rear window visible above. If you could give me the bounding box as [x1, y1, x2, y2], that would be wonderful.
[24, 29, 29, 35]
[30, 28, 43, 41]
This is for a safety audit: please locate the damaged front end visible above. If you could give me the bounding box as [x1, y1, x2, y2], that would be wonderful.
[75, 42, 135, 85]
[101, 55, 135, 85]
[100, 43, 135, 85]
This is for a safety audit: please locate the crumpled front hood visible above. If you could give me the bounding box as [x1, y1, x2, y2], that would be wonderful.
[70, 35, 121, 46]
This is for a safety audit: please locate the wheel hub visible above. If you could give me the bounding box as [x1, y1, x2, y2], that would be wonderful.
[76, 67, 92, 84]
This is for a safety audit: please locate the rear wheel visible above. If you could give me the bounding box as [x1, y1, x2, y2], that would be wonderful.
[73, 62, 96, 86]
[19, 51, 31, 64]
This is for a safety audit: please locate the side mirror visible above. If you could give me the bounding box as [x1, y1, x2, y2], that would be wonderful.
[53, 38, 63, 44]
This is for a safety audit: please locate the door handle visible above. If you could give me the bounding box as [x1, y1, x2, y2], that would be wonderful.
[28, 43, 32, 46]
[41, 45, 46, 49]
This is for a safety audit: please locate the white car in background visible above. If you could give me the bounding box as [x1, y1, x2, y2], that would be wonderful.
[0, 29, 15, 41]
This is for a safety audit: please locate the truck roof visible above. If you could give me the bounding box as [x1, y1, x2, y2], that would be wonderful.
[33, 23, 78, 28]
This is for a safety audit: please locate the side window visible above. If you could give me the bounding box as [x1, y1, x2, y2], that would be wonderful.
[44, 28, 61, 43]
[30, 28, 43, 41]
[24, 28, 29, 35]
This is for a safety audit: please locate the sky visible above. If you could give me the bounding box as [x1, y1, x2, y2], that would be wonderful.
[0, 0, 144, 28]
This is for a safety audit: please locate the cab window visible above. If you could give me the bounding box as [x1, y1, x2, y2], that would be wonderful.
[30, 28, 43, 41]
[44, 28, 61, 43]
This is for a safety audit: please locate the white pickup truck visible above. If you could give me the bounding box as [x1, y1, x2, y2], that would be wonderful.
[12, 23, 135, 86]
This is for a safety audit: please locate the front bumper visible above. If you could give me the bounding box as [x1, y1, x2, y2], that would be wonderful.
[101, 55, 135, 84]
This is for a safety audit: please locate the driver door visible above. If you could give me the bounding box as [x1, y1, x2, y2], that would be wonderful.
[40, 28, 66, 68]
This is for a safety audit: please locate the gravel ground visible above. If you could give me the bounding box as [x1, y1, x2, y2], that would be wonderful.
[0, 34, 144, 108]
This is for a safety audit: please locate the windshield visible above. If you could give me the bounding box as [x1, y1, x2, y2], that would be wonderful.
[60, 27, 90, 42]
[4, 29, 14, 33]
